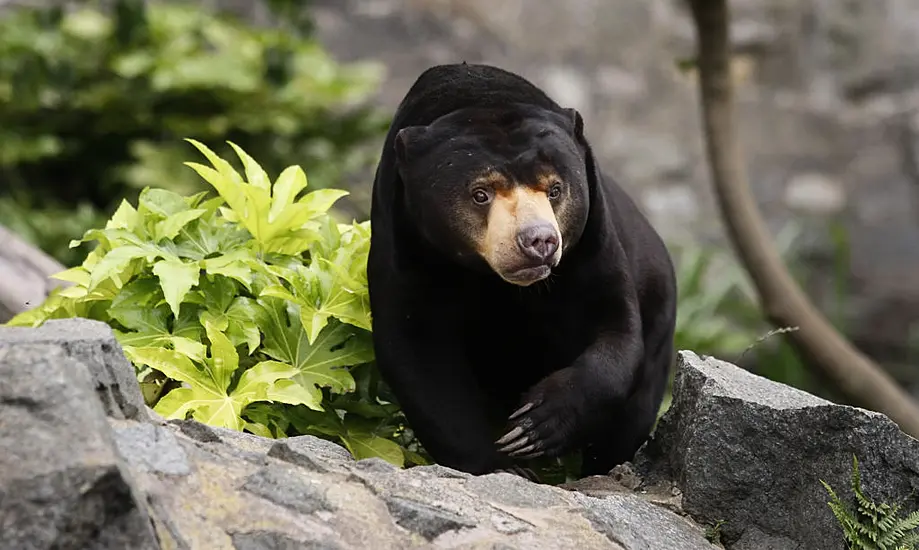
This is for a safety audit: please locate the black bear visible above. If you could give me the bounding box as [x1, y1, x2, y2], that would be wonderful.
[367, 62, 677, 479]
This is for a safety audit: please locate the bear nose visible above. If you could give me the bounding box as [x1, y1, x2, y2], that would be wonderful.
[516, 223, 560, 262]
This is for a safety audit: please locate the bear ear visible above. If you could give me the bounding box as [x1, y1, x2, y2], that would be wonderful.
[394, 125, 428, 165]
[562, 108, 585, 140]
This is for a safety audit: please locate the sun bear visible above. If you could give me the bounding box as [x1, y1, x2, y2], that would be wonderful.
[366, 62, 677, 479]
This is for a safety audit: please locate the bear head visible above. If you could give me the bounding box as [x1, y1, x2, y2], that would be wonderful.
[393, 103, 591, 286]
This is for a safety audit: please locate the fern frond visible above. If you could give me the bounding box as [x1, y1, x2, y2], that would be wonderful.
[899, 510, 919, 532]
[895, 529, 919, 549]
[823, 455, 919, 550]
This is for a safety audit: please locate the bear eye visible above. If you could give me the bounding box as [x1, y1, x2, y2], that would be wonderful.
[471, 189, 492, 205]
[548, 183, 563, 200]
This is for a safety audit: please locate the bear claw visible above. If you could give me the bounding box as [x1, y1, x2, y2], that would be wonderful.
[497, 436, 531, 454]
[497, 382, 577, 460]
[509, 402, 535, 420]
[495, 426, 525, 446]
[496, 422, 543, 457]
[507, 442, 542, 458]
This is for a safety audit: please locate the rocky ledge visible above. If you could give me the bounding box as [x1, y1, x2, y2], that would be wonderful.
[1, 319, 917, 550]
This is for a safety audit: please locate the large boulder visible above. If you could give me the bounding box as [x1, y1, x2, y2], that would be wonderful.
[5, 319, 918, 549]
[0, 321, 718, 549]
[106, 411, 719, 549]
[0, 318, 147, 420]
[0, 343, 159, 549]
[637, 350, 919, 549]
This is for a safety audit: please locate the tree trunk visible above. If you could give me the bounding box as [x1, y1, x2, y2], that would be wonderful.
[687, 0, 919, 438]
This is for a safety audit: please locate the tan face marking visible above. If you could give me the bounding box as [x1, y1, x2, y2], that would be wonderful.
[472, 171, 563, 285]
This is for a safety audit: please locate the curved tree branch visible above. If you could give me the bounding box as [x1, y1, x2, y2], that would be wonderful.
[687, 0, 919, 438]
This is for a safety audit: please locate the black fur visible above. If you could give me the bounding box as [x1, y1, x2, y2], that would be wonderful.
[367, 63, 677, 478]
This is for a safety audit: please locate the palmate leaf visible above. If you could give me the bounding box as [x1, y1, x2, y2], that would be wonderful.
[136, 187, 209, 242]
[171, 208, 251, 262]
[72, 225, 198, 310]
[338, 415, 405, 468]
[108, 277, 206, 362]
[183, 139, 348, 255]
[195, 274, 263, 354]
[281, 406, 405, 468]
[201, 249, 256, 291]
[127, 321, 315, 431]
[151, 257, 200, 317]
[257, 297, 373, 395]
[4, 285, 97, 327]
[261, 221, 372, 343]
[154, 208, 208, 242]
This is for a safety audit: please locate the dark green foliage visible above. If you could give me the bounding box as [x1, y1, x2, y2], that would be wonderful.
[0, 1, 389, 266]
[822, 456, 919, 550]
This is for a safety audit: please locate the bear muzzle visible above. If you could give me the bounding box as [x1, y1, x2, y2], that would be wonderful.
[516, 222, 560, 263]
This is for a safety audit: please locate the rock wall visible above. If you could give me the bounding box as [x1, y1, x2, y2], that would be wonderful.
[2, 318, 918, 549]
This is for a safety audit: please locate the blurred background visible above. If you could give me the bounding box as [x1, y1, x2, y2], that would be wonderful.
[1, 0, 918, 404]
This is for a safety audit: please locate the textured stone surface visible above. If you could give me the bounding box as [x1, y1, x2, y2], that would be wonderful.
[6, 319, 919, 549]
[0, 330, 705, 550]
[638, 350, 919, 550]
[112, 422, 191, 476]
[0, 343, 158, 550]
[574, 493, 718, 550]
[383, 495, 475, 541]
[121, 414, 666, 549]
[0, 318, 147, 420]
[242, 466, 336, 515]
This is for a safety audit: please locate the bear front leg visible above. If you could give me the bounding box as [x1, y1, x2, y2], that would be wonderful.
[495, 324, 645, 461]
[370, 294, 507, 475]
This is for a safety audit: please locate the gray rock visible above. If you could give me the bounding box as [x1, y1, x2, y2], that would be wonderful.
[270, 434, 353, 463]
[0, 344, 157, 549]
[169, 417, 222, 443]
[242, 466, 335, 515]
[7, 317, 916, 549]
[267, 441, 332, 473]
[731, 526, 801, 550]
[463, 472, 569, 508]
[0, 318, 147, 420]
[573, 493, 717, 550]
[205, 423, 275, 463]
[351, 456, 399, 473]
[231, 530, 343, 550]
[348, 457, 608, 547]
[406, 464, 473, 480]
[112, 422, 191, 476]
[639, 350, 919, 550]
[383, 495, 475, 540]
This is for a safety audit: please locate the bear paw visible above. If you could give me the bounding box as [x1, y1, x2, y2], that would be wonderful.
[494, 372, 582, 461]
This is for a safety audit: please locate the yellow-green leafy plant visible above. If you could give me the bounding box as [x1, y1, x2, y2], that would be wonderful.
[6, 140, 425, 468]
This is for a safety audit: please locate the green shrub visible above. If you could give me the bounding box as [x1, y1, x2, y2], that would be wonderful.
[672, 243, 764, 358]
[655, 229, 819, 421]
[0, 1, 388, 266]
[5, 140, 427, 468]
[822, 456, 919, 550]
